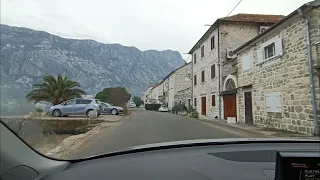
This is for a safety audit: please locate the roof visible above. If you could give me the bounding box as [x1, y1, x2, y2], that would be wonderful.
[188, 14, 284, 54]
[219, 13, 284, 23]
[233, 0, 319, 54]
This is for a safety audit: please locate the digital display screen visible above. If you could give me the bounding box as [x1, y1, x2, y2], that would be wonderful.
[275, 152, 320, 180]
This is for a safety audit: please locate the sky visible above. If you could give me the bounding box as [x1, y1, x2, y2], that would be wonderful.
[1, 0, 311, 61]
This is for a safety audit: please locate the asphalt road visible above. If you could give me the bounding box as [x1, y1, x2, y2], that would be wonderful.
[68, 109, 240, 159]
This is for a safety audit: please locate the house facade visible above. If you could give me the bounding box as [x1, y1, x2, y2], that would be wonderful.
[173, 63, 192, 108]
[144, 63, 192, 110]
[235, 1, 320, 134]
[189, 14, 283, 120]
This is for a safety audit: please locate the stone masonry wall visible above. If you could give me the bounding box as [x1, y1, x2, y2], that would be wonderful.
[237, 8, 320, 134]
[192, 28, 220, 119]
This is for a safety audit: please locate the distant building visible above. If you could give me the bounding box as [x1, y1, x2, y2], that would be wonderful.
[82, 95, 94, 99]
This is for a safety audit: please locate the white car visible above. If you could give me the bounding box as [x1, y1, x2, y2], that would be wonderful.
[158, 105, 169, 112]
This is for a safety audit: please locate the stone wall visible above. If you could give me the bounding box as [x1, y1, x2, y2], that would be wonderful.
[192, 28, 220, 119]
[237, 8, 320, 134]
[174, 87, 192, 108]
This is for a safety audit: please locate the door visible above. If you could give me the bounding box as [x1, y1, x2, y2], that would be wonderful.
[201, 96, 206, 116]
[244, 92, 253, 125]
[102, 103, 112, 114]
[75, 99, 91, 115]
[223, 94, 236, 119]
[62, 99, 76, 115]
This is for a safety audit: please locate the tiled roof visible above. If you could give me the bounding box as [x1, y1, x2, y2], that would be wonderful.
[219, 13, 285, 23]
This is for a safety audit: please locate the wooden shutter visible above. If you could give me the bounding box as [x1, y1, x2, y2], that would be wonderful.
[212, 95, 216, 106]
[242, 55, 252, 72]
[256, 47, 264, 64]
[211, 64, 216, 78]
[275, 37, 283, 56]
[265, 92, 281, 112]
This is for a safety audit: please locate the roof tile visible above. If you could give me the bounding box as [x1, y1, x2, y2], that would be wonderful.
[220, 13, 285, 23]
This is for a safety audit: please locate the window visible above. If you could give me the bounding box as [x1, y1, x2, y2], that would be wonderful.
[77, 99, 91, 104]
[264, 43, 275, 59]
[65, 100, 76, 105]
[193, 53, 197, 64]
[265, 92, 281, 112]
[194, 98, 197, 106]
[211, 36, 215, 50]
[212, 95, 216, 106]
[201, 45, 204, 58]
[194, 74, 197, 85]
[211, 64, 215, 78]
[201, 70, 205, 82]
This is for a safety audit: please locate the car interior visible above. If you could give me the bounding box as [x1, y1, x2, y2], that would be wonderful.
[1, 121, 319, 180]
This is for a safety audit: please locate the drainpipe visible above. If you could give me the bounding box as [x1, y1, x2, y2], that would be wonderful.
[191, 55, 194, 109]
[298, 9, 319, 135]
[218, 25, 222, 119]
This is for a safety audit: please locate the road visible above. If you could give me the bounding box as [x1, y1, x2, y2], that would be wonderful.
[68, 109, 240, 159]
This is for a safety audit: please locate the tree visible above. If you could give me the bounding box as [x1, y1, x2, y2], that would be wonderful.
[95, 87, 130, 106]
[132, 96, 143, 107]
[26, 75, 86, 105]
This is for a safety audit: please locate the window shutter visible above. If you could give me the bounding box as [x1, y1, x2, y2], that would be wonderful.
[275, 37, 283, 56]
[265, 92, 281, 112]
[242, 55, 251, 72]
[256, 47, 263, 64]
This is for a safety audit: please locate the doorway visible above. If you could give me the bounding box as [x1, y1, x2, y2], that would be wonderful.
[223, 94, 236, 119]
[244, 91, 253, 125]
[201, 96, 206, 116]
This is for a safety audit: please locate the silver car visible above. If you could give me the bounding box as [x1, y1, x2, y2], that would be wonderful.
[49, 98, 102, 117]
[101, 102, 124, 115]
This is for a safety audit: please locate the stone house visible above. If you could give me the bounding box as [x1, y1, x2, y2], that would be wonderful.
[142, 86, 153, 104]
[144, 63, 192, 110]
[188, 13, 283, 120]
[173, 63, 192, 108]
[234, 0, 320, 134]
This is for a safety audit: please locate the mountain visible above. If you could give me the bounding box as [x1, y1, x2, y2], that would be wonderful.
[0, 24, 185, 114]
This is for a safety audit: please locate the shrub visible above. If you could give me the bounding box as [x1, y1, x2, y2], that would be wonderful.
[145, 104, 161, 111]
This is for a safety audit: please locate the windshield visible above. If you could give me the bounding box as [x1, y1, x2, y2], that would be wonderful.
[1, 0, 319, 160]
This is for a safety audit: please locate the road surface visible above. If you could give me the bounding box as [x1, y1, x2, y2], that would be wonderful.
[68, 109, 240, 159]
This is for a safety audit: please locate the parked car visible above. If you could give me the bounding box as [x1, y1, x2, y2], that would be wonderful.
[127, 102, 136, 108]
[49, 98, 102, 117]
[100, 102, 123, 115]
[158, 105, 169, 112]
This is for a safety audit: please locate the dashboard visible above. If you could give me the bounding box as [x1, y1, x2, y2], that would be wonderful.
[43, 141, 320, 180]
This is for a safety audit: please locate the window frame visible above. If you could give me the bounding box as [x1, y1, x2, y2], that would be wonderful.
[193, 53, 197, 64]
[264, 42, 275, 59]
[201, 45, 204, 58]
[194, 74, 197, 85]
[201, 70, 205, 82]
[211, 36, 215, 50]
[211, 64, 215, 79]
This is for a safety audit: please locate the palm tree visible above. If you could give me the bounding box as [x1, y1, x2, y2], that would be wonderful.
[26, 74, 86, 105]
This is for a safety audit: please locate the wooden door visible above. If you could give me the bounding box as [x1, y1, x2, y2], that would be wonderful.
[201, 97, 206, 116]
[223, 94, 236, 119]
[244, 92, 253, 125]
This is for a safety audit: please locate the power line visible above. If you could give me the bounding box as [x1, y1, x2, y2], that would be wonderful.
[226, 0, 243, 17]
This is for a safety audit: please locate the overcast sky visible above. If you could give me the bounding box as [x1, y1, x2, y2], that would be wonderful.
[1, 0, 310, 61]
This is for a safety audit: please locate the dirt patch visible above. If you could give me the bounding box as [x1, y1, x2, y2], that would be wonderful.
[45, 120, 119, 158]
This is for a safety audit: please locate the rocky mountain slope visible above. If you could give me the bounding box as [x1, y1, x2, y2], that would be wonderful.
[0, 24, 185, 109]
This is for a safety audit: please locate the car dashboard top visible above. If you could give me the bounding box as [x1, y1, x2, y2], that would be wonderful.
[44, 141, 320, 180]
